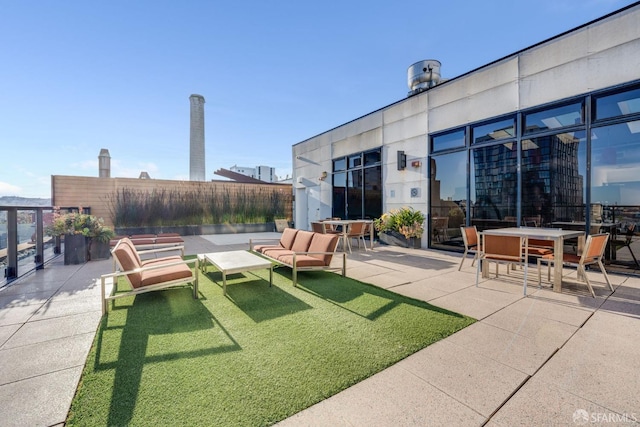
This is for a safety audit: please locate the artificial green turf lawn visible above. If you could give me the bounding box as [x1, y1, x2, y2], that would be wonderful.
[67, 264, 475, 426]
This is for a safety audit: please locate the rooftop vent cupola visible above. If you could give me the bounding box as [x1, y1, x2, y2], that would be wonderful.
[98, 148, 111, 178]
[407, 60, 441, 96]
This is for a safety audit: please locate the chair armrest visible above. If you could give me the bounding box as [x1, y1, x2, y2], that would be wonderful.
[249, 238, 281, 250]
[103, 257, 198, 280]
[136, 245, 185, 256]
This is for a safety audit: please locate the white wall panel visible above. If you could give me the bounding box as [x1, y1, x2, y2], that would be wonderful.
[383, 94, 426, 124]
[383, 113, 427, 145]
[329, 111, 383, 142]
[428, 82, 518, 133]
[429, 58, 518, 108]
[332, 127, 382, 158]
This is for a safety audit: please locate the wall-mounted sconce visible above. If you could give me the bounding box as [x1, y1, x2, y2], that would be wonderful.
[319, 171, 328, 181]
[411, 160, 421, 168]
[397, 150, 406, 170]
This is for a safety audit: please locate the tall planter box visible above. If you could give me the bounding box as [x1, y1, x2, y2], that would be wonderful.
[64, 234, 88, 265]
[89, 240, 111, 260]
[379, 231, 421, 249]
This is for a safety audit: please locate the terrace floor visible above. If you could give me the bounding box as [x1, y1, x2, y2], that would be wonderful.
[1, 233, 639, 426]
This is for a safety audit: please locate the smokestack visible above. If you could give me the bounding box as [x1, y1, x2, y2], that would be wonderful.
[189, 94, 206, 181]
[98, 148, 111, 178]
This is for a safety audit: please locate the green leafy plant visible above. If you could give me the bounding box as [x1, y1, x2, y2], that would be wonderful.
[47, 208, 115, 242]
[374, 207, 425, 239]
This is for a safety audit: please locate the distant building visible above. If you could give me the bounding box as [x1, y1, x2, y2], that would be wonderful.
[230, 165, 277, 183]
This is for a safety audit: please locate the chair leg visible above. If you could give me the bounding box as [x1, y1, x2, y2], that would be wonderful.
[597, 259, 614, 292]
[626, 245, 640, 268]
[458, 248, 468, 271]
[578, 265, 596, 297]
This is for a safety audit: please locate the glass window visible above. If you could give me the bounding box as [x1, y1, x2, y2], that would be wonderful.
[595, 87, 640, 120]
[332, 148, 382, 220]
[363, 149, 381, 166]
[470, 143, 518, 227]
[332, 172, 346, 219]
[591, 121, 640, 206]
[430, 151, 467, 247]
[333, 157, 346, 172]
[348, 154, 362, 169]
[524, 102, 583, 134]
[347, 170, 363, 219]
[432, 129, 465, 152]
[364, 166, 382, 219]
[521, 131, 587, 225]
[472, 117, 515, 144]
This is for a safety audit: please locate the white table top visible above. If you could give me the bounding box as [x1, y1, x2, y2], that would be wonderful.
[481, 227, 584, 240]
[322, 219, 373, 225]
[202, 250, 271, 274]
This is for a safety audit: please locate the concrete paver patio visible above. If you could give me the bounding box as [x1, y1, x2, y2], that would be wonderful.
[1, 233, 639, 426]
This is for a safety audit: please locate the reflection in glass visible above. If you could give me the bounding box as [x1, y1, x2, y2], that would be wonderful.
[472, 117, 515, 144]
[432, 129, 465, 152]
[592, 121, 640, 206]
[430, 151, 467, 247]
[332, 148, 382, 220]
[522, 132, 586, 225]
[348, 154, 362, 169]
[332, 172, 346, 219]
[471, 143, 517, 227]
[364, 166, 382, 219]
[333, 158, 346, 172]
[595, 87, 640, 120]
[364, 150, 381, 166]
[524, 102, 583, 134]
[347, 170, 363, 219]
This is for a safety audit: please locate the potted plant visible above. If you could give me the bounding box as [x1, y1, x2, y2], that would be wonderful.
[374, 207, 425, 248]
[47, 209, 115, 264]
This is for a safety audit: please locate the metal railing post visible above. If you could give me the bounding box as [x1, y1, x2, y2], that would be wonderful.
[7, 208, 18, 280]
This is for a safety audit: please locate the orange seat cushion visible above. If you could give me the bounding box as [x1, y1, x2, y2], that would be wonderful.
[291, 230, 314, 252]
[139, 263, 193, 288]
[277, 254, 326, 267]
[307, 233, 339, 265]
[279, 228, 299, 250]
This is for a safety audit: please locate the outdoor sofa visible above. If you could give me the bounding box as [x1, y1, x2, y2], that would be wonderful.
[250, 228, 346, 286]
[101, 237, 198, 314]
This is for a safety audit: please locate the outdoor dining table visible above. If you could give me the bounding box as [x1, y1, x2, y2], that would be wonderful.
[481, 227, 584, 292]
[322, 219, 375, 251]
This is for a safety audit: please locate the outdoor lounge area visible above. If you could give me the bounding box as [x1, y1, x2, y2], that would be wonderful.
[1, 232, 639, 426]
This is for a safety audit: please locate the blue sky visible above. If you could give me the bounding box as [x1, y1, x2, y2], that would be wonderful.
[0, 0, 634, 198]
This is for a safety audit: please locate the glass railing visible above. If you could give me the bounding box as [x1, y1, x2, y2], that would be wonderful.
[0, 206, 59, 288]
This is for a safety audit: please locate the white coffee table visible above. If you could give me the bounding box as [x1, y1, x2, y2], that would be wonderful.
[199, 250, 273, 295]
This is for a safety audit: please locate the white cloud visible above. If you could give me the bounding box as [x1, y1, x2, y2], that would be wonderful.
[0, 181, 23, 196]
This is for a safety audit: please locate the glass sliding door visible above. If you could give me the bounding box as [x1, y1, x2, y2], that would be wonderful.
[521, 131, 587, 226]
[332, 171, 346, 219]
[591, 120, 640, 269]
[470, 142, 518, 229]
[430, 150, 467, 248]
[347, 169, 363, 219]
[364, 165, 382, 219]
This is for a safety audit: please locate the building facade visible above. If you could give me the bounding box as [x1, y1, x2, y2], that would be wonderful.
[292, 3, 640, 269]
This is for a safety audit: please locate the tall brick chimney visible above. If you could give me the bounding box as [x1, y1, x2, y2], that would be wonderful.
[189, 94, 206, 181]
